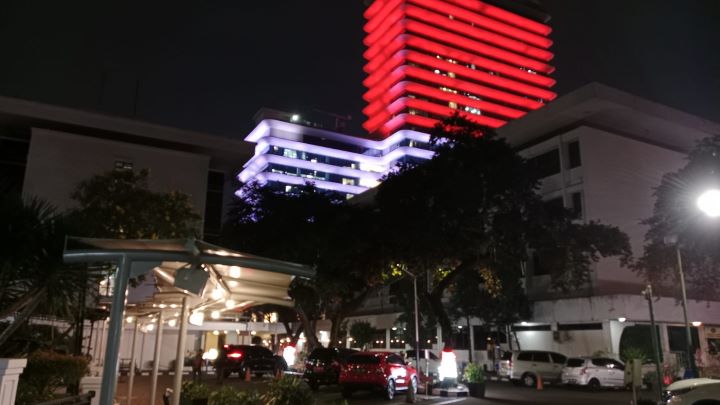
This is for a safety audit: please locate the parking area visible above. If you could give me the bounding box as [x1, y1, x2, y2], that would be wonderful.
[115, 375, 649, 405]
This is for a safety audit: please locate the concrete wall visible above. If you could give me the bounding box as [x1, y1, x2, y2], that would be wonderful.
[23, 128, 210, 216]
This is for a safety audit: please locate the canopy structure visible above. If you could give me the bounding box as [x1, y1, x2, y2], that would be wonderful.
[64, 237, 314, 405]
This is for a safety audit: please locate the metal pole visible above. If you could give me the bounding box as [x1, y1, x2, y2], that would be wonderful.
[172, 297, 189, 405]
[675, 247, 696, 377]
[127, 319, 139, 405]
[643, 285, 664, 403]
[150, 311, 164, 405]
[412, 275, 420, 376]
[99, 256, 131, 405]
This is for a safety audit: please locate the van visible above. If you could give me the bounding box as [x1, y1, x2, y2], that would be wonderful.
[498, 350, 567, 387]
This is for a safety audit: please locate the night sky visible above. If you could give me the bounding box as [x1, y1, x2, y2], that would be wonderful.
[1, 0, 719, 138]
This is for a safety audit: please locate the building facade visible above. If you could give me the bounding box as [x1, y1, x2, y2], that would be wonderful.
[362, 0, 557, 137]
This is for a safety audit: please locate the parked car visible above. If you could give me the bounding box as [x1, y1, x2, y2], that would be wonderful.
[498, 350, 567, 387]
[662, 378, 720, 404]
[561, 357, 625, 389]
[217, 344, 286, 378]
[339, 351, 418, 400]
[405, 349, 440, 378]
[303, 347, 358, 390]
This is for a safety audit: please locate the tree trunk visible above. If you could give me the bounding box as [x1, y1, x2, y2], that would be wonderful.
[0, 287, 45, 347]
[295, 307, 321, 351]
[328, 313, 345, 349]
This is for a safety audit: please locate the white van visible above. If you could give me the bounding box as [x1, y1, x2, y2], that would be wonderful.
[498, 350, 567, 387]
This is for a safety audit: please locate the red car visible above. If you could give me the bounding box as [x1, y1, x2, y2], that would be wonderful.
[339, 351, 418, 400]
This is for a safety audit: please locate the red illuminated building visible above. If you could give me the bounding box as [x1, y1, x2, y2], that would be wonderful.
[362, 0, 557, 138]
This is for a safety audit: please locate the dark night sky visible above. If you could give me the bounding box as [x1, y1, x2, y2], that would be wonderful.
[1, 1, 719, 138]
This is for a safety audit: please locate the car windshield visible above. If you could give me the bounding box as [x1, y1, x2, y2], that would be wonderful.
[347, 355, 381, 364]
[566, 358, 585, 367]
[501, 352, 512, 361]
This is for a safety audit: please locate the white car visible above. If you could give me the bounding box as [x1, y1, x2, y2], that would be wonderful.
[498, 350, 567, 387]
[561, 357, 625, 389]
[663, 378, 720, 404]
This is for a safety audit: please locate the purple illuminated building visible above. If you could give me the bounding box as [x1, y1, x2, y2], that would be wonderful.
[238, 109, 434, 198]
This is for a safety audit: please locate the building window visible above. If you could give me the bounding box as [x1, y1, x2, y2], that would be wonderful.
[390, 328, 406, 349]
[528, 149, 560, 178]
[0, 135, 29, 192]
[372, 330, 386, 349]
[114, 160, 133, 171]
[568, 141, 581, 168]
[450, 327, 470, 350]
[341, 178, 356, 186]
[571, 192, 583, 219]
[283, 149, 298, 159]
[667, 326, 700, 352]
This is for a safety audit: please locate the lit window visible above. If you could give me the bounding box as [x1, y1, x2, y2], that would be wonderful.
[342, 178, 355, 186]
[283, 149, 298, 159]
[114, 160, 133, 171]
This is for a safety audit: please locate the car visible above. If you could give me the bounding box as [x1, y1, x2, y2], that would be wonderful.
[303, 347, 358, 390]
[561, 357, 625, 389]
[405, 349, 440, 378]
[339, 351, 418, 400]
[663, 378, 720, 404]
[498, 350, 567, 387]
[217, 344, 287, 378]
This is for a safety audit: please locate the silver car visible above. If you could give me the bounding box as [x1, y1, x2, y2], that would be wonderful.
[561, 357, 625, 389]
[663, 378, 720, 404]
[498, 350, 567, 387]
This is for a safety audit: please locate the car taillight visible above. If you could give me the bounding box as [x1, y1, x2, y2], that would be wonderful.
[228, 352, 242, 359]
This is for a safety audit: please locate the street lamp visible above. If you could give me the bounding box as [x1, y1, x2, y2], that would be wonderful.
[399, 267, 421, 378]
[663, 235, 696, 378]
[697, 189, 720, 218]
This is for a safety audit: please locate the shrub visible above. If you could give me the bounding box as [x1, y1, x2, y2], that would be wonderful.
[463, 362, 485, 383]
[181, 380, 210, 400]
[209, 386, 262, 405]
[16, 351, 89, 404]
[261, 376, 315, 405]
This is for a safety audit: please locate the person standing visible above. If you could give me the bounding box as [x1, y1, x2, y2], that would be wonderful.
[191, 350, 203, 382]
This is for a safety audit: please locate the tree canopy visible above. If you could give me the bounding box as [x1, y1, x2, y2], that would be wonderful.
[636, 135, 720, 298]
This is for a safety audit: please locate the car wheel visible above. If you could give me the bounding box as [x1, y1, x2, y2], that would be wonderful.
[341, 386, 353, 399]
[587, 378, 600, 391]
[522, 373, 536, 388]
[385, 379, 396, 400]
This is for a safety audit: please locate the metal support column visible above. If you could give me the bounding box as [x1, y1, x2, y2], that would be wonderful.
[150, 311, 164, 405]
[172, 297, 189, 405]
[675, 247, 697, 377]
[643, 284, 664, 403]
[99, 255, 131, 405]
[127, 319, 139, 405]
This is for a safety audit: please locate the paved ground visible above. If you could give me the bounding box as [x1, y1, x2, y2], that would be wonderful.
[115, 374, 652, 405]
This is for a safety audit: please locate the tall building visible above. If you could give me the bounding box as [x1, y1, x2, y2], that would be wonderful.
[362, 0, 557, 138]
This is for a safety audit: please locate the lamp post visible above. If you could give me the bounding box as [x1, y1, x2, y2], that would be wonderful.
[663, 235, 696, 378]
[642, 285, 664, 403]
[399, 268, 421, 379]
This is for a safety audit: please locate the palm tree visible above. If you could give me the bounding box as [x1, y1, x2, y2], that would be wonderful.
[0, 193, 103, 351]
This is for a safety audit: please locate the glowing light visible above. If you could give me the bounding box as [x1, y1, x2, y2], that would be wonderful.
[203, 348, 218, 360]
[228, 280, 239, 288]
[126, 316, 134, 323]
[692, 321, 702, 327]
[697, 189, 720, 217]
[170, 304, 177, 309]
[290, 114, 300, 122]
[212, 330, 219, 336]
[250, 330, 257, 336]
[189, 312, 204, 326]
[211, 288, 224, 300]
[618, 317, 627, 323]
[168, 319, 177, 327]
[282, 345, 297, 367]
[146, 323, 155, 332]
[438, 349, 458, 381]
[211, 310, 221, 320]
[158, 304, 166, 309]
[225, 299, 236, 309]
[229, 266, 241, 278]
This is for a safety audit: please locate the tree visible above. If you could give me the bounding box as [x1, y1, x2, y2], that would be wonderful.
[375, 116, 632, 344]
[222, 184, 388, 350]
[0, 193, 97, 352]
[349, 321, 375, 350]
[68, 169, 201, 239]
[636, 135, 720, 298]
